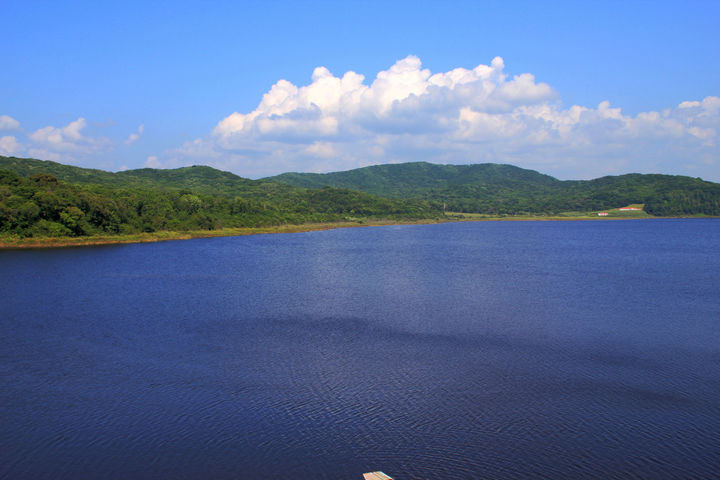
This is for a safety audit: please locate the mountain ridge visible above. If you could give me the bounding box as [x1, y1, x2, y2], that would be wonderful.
[264, 161, 720, 216]
[2, 156, 720, 218]
[0, 156, 438, 239]
[0, 156, 256, 194]
[264, 162, 560, 197]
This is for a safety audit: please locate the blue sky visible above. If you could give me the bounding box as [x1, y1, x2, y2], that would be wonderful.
[1, 0, 719, 180]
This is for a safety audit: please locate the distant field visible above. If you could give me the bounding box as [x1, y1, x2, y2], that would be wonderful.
[592, 204, 652, 218]
[445, 206, 651, 220]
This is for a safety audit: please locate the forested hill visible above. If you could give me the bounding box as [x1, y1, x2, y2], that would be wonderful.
[0, 156, 257, 194]
[266, 162, 560, 198]
[0, 156, 438, 239]
[2, 155, 720, 243]
[265, 162, 720, 216]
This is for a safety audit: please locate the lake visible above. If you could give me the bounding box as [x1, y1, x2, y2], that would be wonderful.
[1, 219, 719, 479]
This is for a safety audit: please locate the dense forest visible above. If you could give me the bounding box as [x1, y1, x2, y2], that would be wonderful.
[1, 156, 719, 240]
[267, 162, 720, 216]
[0, 158, 437, 239]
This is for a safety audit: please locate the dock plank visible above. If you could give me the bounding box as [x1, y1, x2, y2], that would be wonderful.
[363, 472, 393, 480]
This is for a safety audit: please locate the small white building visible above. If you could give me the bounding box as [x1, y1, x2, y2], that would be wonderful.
[598, 212, 609, 216]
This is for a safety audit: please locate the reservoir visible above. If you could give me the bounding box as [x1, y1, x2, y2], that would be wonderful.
[1, 219, 719, 479]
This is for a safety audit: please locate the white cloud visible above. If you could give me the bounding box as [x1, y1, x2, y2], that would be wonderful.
[28, 118, 110, 155]
[159, 56, 720, 180]
[144, 155, 161, 168]
[0, 115, 21, 131]
[0, 136, 23, 156]
[26, 148, 63, 162]
[305, 142, 337, 158]
[679, 100, 701, 109]
[0, 117, 117, 167]
[124, 124, 144, 145]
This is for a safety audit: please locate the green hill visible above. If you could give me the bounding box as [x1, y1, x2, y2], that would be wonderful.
[265, 162, 720, 216]
[2, 155, 719, 242]
[0, 156, 256, 193]
[0, 156, 122, 185]
[267, 162, 559, 198]
[0, 156, 439, 239]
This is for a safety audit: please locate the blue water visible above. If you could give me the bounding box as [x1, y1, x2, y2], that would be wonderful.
[1, 219, 719, 479]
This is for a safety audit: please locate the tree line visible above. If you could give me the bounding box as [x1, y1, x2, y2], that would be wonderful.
[0, 170, 438, 238]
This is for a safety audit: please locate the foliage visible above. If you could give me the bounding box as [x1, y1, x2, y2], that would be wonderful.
[0, 164, 439, 239]
[2, 155, 719, 242]
[266, 162, 720, 216]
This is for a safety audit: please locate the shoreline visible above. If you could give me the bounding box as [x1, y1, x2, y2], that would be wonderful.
[0, 215, 712, 250]
[0, 218, 447, 250]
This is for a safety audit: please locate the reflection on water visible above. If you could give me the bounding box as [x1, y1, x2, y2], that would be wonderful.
[1, 219, 720, 479]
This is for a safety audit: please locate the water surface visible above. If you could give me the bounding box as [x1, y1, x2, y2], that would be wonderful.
[1, 220, 719, 479]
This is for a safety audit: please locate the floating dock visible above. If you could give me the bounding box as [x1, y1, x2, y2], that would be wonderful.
[363, 472, 393, 480]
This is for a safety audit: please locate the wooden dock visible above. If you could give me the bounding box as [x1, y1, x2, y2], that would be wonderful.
[363, 472, 393, 480]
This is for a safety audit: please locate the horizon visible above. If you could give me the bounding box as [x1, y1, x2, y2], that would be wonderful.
[5, 154, 717, 184]
[1, 0, 719, 181]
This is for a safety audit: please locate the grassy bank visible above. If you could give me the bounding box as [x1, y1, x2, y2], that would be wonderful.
[0, 218, 450, 249]
[2, 213, 715, 249]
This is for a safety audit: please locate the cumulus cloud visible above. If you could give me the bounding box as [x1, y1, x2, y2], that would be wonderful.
[0, 115, 21, 131]
[28, 118, 111, 155]
[161, 56, 719, 180]
[305, 142, 337, 158]
[124, 124, 144, 145]
[0, 136, 23, 156]
[144, 155, 162, 168]
[0, 117, 116, 166]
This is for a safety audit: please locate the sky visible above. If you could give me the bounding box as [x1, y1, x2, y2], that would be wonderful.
[1, 0, 719, 181]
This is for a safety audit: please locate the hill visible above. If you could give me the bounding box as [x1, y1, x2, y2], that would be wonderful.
[0, 156, 256, 193]
[0, 157, 439, 239]
[2, 155, 719, 243]
[267, 162, 559, 198]
[265, 162, 720, 216]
